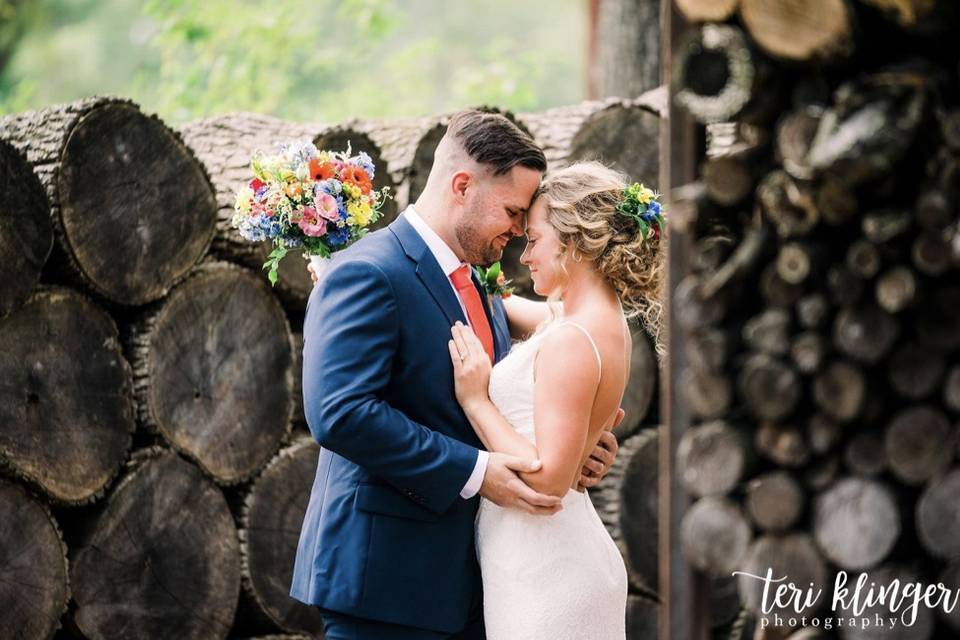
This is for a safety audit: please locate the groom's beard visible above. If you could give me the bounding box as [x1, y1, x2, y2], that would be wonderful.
[455, 226, 503, 266]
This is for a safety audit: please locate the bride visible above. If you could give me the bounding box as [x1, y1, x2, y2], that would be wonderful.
[448, 161, 664, 640]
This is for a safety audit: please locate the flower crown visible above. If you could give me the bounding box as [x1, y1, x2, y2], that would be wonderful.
[616, 182, 665, 242]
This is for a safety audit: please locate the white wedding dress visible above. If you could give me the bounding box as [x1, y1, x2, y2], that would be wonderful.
[476, 320, 628, 640]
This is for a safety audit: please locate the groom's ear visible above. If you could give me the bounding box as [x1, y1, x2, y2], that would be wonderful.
[451, 170, 472, 202]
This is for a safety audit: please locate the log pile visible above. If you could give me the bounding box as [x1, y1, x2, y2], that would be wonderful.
[672, 1, 960, 638]
[2, 91, 665, 638]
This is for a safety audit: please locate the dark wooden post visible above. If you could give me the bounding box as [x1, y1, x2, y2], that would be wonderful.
[660, 2, 710, 639]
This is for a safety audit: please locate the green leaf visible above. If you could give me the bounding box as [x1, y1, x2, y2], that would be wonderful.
[487, 261, 501, 282]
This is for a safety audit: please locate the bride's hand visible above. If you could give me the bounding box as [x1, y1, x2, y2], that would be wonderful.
[448, 322, 492, 410]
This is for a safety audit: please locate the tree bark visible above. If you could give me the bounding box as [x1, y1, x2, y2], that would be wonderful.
[2, 97, 217, 305]
[617, 325, 659, 441]
[179, 113, 325, 310]
[0, 137, 52, 319]
[595, 0, 661, 98]
[126, 261, 294, 485]
[0, 287, 134, 504]
[808, 72, 929, 186]
[70, 448, 241, 640]
[591, 429, 659, 595]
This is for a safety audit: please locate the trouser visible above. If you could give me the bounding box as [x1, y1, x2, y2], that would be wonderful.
[317, 609, 485, 640]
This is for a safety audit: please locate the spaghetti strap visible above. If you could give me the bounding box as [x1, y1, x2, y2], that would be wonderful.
[554, 321, 602, 378]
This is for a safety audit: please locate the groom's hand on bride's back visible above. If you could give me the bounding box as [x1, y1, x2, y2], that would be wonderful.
[479, 453, 563, 515]
[578, 408, 624, 489]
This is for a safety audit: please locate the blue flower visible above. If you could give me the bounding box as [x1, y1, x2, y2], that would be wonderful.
[315, 180, 342, 197]
[356, 152, 376, 178]
[648, 201, 662, 215]
[280, 234, 303, 248]
[326, 224, 351, 247]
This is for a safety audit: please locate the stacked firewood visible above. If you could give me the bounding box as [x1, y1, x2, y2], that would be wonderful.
[670, 1, 960, 639]
[0, 89, 664, 638]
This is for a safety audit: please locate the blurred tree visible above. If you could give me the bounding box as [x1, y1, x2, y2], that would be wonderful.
[588, 0, 660, 99]
[0, 0, 585, 122]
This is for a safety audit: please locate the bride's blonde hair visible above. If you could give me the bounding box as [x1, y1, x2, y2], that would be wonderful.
[535, 161, 665, 353]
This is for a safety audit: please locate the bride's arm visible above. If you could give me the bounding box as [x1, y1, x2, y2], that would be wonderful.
[449, 324, 539, 460]
[450, 323, 600, 498]
[501, 294, 551, 340]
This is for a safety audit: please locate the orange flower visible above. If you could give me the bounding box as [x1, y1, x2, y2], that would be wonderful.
[340, 165, 372, 195]
[309, 158, 336, 181]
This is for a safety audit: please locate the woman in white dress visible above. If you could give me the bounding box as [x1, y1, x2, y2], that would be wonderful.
[448, 161, 664, 640]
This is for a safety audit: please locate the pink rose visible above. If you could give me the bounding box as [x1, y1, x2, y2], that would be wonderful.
[315, 192, 341, 222]
[298, 206, 328, 237]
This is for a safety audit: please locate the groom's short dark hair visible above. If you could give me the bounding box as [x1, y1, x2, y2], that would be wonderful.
[447, 109, 547, 176]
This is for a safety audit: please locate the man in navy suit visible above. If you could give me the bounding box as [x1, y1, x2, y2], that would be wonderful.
[290, 110, 619, 639]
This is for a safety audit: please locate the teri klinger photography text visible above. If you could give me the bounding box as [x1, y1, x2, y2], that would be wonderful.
[0, 1, 959, 640]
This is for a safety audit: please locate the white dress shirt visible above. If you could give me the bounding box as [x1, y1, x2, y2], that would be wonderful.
[404, 206, 489, 500]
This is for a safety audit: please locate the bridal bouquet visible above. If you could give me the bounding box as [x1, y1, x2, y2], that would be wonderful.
[232, 141, 390, 285]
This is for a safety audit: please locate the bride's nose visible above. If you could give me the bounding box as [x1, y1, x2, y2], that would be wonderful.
[519, 244, 531, 265]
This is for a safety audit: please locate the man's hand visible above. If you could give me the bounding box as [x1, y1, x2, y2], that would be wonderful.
[578, 408, 625, 489]
[479, 452, 563, 515]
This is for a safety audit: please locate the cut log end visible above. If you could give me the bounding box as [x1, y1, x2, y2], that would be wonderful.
[129, 262, 294, 485]
[0, 287, 135, 504]
[70, 449, 241, 640]
[241, 437, 325, 635]
[57, 101, 217, 305]
[813, 477, 900, 570]
[0, 480, 70, 640]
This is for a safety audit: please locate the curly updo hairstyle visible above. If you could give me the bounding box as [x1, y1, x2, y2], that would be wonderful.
[535, 161, 665, 353]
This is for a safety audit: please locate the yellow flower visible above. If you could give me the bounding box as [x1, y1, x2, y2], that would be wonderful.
[347, 200, 373, 226]
[342, 182, 361, 200]
[234, 186, 254, 213]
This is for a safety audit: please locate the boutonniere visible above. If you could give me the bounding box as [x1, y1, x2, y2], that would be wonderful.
[474, 261, 514, 298]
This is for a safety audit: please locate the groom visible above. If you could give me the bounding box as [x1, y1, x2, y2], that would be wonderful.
[290, 110, 620, 639]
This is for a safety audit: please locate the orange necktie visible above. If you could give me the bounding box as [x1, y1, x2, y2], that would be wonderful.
[450, 264, 495, 363]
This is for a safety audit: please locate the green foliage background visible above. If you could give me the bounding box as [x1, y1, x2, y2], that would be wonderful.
[0, 0, 585, 123]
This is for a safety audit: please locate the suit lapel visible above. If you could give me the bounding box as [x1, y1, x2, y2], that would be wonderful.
[390, 215, 466, 327]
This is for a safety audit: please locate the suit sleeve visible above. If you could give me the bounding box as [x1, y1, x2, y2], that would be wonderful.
[302, 257, 479, 514]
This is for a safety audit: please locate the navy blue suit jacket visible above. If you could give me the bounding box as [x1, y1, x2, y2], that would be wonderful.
[289, 213, 512, 634]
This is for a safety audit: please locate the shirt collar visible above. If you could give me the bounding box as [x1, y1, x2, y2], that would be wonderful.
[403, 205, 467, 277]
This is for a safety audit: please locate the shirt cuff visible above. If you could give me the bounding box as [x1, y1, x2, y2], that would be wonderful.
[460, 450, 488, 499]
